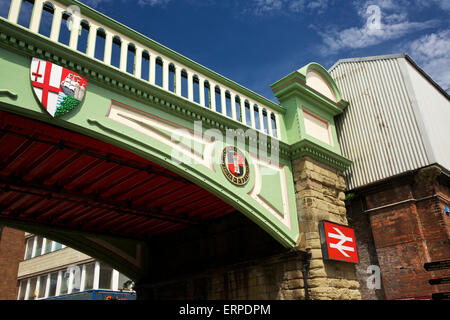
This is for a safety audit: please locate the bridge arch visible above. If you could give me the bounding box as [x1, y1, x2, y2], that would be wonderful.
[0, 0, 361, 300]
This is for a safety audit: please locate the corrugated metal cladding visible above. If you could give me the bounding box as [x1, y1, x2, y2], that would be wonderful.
[330, 57, 430, 190]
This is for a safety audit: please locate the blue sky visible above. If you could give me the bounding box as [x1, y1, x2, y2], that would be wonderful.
[3, 0, 449, 101]
[76, 0, 449, 101]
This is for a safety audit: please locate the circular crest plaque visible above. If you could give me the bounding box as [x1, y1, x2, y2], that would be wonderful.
[220, 146, 250, 186]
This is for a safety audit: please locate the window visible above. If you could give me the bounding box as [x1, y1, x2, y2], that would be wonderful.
[24, 237, 34, 260]
[271, 113, 277, 137]
[204, 81, 210, 108]
[193, 75, 200, 103]
[262, 109, 269, 134]
[235, 97, 242, 122]
[141, 50, 150, 81]
[225, 91, 232, 118]
[38, 275, 47, 299]
[48, 272, 58, 297]
[83, 262, 95, 290]
[43, 239, 52, 254]
[118, 273, 133, 291]
[126, 43, 136, 74]
[53, 241, 62, 251]
[168, 63, 176, 93]
[26, 277, 37, 300]
[59, 271, 68, 295]
[244, 100, 251, 126]
[34, 235, 43, 257]
[17, 0, 33, 29]
[58, 12, 71, 46]
[214, 86, 222, 113]
[155, 57, 163, 87]
[254, 105, 261, 130]
[0, 0, 11, 19]
[181, 69, 188, 98]
[98, 262, 113, 289]
[94, 28, 106, 61]
[18, 280, 27, 300]
[17, 261, 136, 300]
[77, 20, 90, 53]
[111, 36, 121, 68]
[38, 2, 54, 38]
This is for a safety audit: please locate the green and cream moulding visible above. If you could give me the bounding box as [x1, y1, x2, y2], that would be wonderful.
[271, 63, 352, 172]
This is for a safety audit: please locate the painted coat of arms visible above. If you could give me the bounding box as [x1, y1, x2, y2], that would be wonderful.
[30, 57, 87, 117]
[220, 146, 250, 186]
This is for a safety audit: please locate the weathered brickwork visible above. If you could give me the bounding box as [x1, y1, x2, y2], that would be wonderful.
[292, 157, 361, 300]
[348, 167, 450, 300]
[135, 156, 362, 300]
[135, 212, 312, 300]
[143, 252, 307, 300]
[347, 199, 386, 300]
[0, 226, 25, 300]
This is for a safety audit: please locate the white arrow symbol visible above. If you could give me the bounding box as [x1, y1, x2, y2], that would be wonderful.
[328, 227, 354, 257]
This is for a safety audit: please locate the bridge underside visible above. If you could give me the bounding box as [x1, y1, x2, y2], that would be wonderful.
[0, 110, 236, 237]
[0, 109, 253, 279]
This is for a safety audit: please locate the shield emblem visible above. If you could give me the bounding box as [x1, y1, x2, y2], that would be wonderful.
[220, 146, 250, 186]
[30, 58, 87, 117]
[227, 149, 244, 177]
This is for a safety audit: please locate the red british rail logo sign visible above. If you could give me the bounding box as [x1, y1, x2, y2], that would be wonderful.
[30, 57, 87, 117]
[318, 220, 359, 263]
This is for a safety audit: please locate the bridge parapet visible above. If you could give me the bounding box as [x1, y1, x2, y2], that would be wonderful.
[4, 0, 284, 139]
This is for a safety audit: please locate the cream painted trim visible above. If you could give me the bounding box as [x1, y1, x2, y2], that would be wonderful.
[248, 158, 292, 230]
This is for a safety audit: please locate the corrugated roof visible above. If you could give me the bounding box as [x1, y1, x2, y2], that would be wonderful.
[329, 53, 450, 100]
[330, 54, 431, 190]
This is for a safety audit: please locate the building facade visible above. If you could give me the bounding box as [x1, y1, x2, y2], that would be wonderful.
[330, 54, 450, 300]
[16, 233, 135, 300]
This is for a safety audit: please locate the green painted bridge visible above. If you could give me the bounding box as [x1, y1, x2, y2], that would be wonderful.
[0, 0, 351, 294]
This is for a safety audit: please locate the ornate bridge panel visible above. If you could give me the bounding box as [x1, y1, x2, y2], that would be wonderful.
[0, 0, 353, 283]
[0, 0, 302, 249]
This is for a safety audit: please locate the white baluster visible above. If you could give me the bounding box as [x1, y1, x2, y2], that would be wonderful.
[175, 66, 181, 96]
[242, 100, 248, 125]
[187, 72, 193, 101]
[86, 23, 99, 58]
[149, 54, 156, 85]
[68, 14, 81, 50]
[29, 0, 44, 33]
[231, 93, 237, 120]
[162, 59, 169, 91]
[50, 7, 64, 42]
[275, 114, 281, 138]
[259, 106, 264, 132]
[250, 102, 256, 129]
[199, 77, 205, 107]
[268, 112, 274, 137]
[221, 90, 226, 116]
[103, 32, 113, 65]
[210, 82, 216, 111]
[120, 40, 129, 72]
[8, 0, 22, 24]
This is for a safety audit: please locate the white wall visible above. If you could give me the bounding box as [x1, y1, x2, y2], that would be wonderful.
[403, 60, 450, 171]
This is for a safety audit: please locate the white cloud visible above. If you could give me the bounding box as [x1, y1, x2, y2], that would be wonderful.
[415, 0, 450, 12]
[137, 0, 172, 6]
[247, 0, 329, 15]
[317, 2, 438, 53]
[406, 29, 450, 91]
[79, 0, 171, 8]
